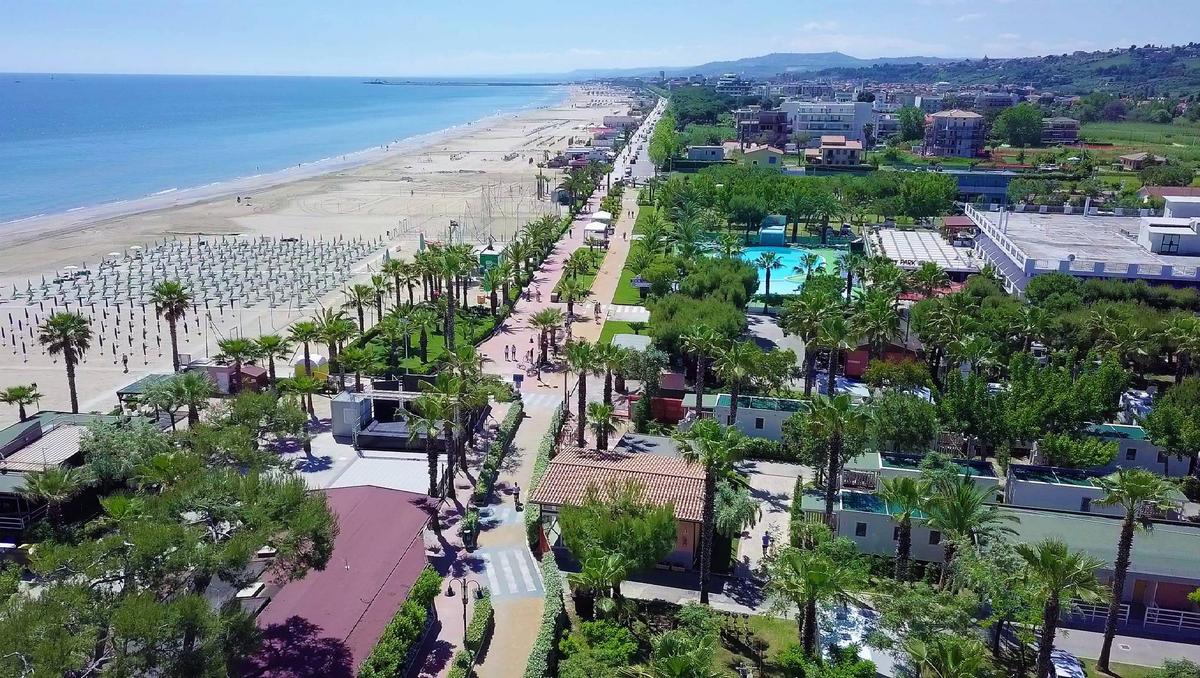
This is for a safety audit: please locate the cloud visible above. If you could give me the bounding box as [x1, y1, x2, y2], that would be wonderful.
[801, 20, 840, 31]
[955, 13, 985, 22]
[998, 32, 1021, 40]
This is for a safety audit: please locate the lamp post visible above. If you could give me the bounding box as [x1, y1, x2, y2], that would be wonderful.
[445, 576, 484, 649]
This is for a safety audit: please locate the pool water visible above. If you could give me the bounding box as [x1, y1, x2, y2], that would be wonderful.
[739, 246, 841, 296]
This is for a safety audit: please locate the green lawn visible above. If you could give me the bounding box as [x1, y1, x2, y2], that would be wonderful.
[1081, 658, 1157, 678]
[554, 246, 608, 295]
[597, 320, 648, 345]
[1080, 121, 1200, 164]
[714, 614, 800, 676]
[367, 309, 497, 374]
[632, 205, 658, 235]
[612, 264, 646, 306]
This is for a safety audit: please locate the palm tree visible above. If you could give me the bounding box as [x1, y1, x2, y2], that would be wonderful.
[38, 311, 93, 413]
[924, 476, 1018, 587]
[1095, 469, 1179, 672]
[313, 307, 351, 369]
[767, 546, 864, 657]
[909, 261, 949, 299]
[279, 374, 322, 420]
[714, 481, 761, 541]
[494, 261, 515, 310]
[592, 342, 624, 407]
[682, 325, 720, 416]
[781, 292, 835, 397]
[673, 419, 746, 604]
[20, 466, 89, 525]
[755, 251, 784, 313]
[558, 277, 590, 319]
[713, 340, 758, 426]
[409, 306, 439, 363]
[1161, 313, 1200, 383]
[342, 283, 375, 332]
[149, 280, 192, 373]
[381, 257, 407, 308]
[902, 635, 992, 678]
[851, 291, 900, 360]
[531, 308, 564, 365]
[171, 371, 215, 426]
[140, 381, 181, 429]
[587, 402, 617, 450]
[817, 313, 856, 396]
[1, 384, 41, 421]
[216, 337, 257, 395]
[568, 554, 628, 620]
[566, 340, 597, 446]
[807, 394, 872, 524]
[482, 267, 503, 316]
[289, 320, 321, 377]
[338, 345, 381, 393]
[837, 252, 867, 305]
[370, 273, 393, 320]
[877, 476, 927, 581]
[409, 394, 449, 497]
[715, 231, 743, 259]
[1017, 538, 1106, 678]
[254, 334, 292, 386]
[619, 629, 722, 678]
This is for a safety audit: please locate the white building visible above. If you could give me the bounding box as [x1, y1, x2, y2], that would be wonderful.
[602, 114, 642, 129]
[686, 145, 726, 161]
[715, 73, 754, 97]
[1084, 423, 1192, 477]
[778, 100, 873, 146]
[799, 489, 947, 562]
[843, 452, 999, 495]
[1005, 465, 1183, 518]
[712, 394, 807, 441]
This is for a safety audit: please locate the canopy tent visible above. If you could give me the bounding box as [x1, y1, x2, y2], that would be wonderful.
[591, 211, 613, 223]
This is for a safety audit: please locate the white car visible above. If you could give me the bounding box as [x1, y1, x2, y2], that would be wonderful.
[1051, 650, 1086, 678]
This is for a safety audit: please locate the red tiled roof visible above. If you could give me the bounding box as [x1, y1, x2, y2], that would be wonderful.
[942, 215, 975, 228]
[1140, 186, 1200, 199]
[247, 486, 433, 677]
[530, 447, 706, 522]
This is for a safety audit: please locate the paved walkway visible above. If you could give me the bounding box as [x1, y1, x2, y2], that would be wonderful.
[573, 186, 640, 342]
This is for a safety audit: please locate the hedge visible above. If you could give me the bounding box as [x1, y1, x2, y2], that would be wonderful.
[358, 566, 444, 678]
[448, 650, 473, 678]
[522, 554, 565, 678]
[524, 403, 566, 548]
[465, 588, 494, 655]
[472, 400, 525, 503]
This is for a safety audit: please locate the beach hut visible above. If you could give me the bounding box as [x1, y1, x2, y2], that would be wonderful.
[292, 354, 330, 380]
[476, 242, 501, 270]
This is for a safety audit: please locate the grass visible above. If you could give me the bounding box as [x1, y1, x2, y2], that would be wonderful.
[612, 264, 646, 305]
[1081, 658, 1157, 678]
[367, 309, 497, 374]
[597, 320, 645, 345]
[714, 614, 800, 677]
[554, 246, 607, 295]
[1080, 120, 1200, 164]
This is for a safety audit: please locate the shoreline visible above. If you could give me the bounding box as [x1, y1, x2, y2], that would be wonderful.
[0, 85, 571, 243]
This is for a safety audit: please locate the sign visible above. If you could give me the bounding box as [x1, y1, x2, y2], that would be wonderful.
[513, 374, 524, 387]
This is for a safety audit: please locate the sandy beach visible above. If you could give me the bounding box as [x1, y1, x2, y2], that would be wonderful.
[0, 85, 632, 426]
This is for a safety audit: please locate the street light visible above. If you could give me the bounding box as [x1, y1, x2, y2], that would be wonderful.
[445, 576, 485, 648]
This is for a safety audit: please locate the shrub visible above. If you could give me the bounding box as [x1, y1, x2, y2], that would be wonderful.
[447, 649, 474, 678]
[473, 400, 525, 502]
[742, 437, 790, 461]
[1148, 658, 1200, 678]
[358, 566, 443, 678]
[776, 643, 877, 677]
[465, 589, 494, 655]
[522, 554, 565, 678]
[525, 403, 566, 548]
[558, 620, 638, 667]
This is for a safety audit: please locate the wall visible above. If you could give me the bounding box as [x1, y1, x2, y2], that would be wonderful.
[830, 509, 946, 563]
[1004, 479, 1120, 517]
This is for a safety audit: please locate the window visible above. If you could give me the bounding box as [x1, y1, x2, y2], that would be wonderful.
[1160, 234, 1181, 255]
[893, 526, 901, 541]
[1080, 497, 1092, 512]
[754, 417, 765, 430]
[1157, 452, 1168, 464]
[929, 531, 942, 545]
[1125, 448, 1137, 461]
[768, 156, 777, 164]
[855, 522, 867, 537]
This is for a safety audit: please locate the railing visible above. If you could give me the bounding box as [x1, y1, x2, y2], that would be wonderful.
[964, 203, 1029, 271]
[1145, 605, 1200, 630]
[802, 509, 837, 530]
[1067, 600, 1129, 623]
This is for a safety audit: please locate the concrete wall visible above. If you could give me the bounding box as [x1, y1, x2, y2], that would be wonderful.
[1004, 479, 1121, 517]
[829, 510, 947, 563]
[713, 405, 791, 441]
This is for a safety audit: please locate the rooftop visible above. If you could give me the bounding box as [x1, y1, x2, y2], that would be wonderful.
[799, 489, 927, 517]
[530, 446, 705, 522]
[715, 394, 809, 413]
[1141, 186, 1200, 199]
[930, 109, 982, 119]
[1086, 423, 1148, 441]
[881, 452, 996, 477]
[1009, 464, 1108, 487]
[869, 228, 980, 273]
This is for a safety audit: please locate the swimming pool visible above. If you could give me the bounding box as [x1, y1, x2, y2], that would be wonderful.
[739, 245, 839, 296]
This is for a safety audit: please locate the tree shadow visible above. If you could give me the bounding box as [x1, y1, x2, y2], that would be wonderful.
[293, 455, 335, 473]
[241, 615, 353, 678]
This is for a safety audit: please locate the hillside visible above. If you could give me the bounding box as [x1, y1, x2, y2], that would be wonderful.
[808, 44, 1200, 95]
[564, 51, 956, 80]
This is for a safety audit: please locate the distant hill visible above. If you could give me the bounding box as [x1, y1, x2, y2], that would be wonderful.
[563, 51, 958, 80]
[807, 44, 1200, 96]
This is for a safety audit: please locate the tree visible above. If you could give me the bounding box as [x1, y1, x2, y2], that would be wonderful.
[902, 635, 992, 678]
[714, 480, 760, 541]
[897, 106, 926, 142]
[342, 283, 375, 332]
[1143, 378, 1200, 475]
[1036, 432, 1117, 468]
[619, 627, 722, 678]
[767, 546, 865, 657]
[566, 340, 598, 447]
[587, 402, 617, 450]
[1017, 538, 1105, 678]
[531, 308, 564, 366]
[993, 102, 1045, 147]
[559, 277, 590, 319]
[818, 314, 856, 396]
[410, 394, 448, 497]
[254, 334, 292, 387]
[851, 291, 900, 359]
[1095, 469, 1180, 672]
[288, 320, 322, 377]
[216, 337, 257, 395]
[673, 419, 746, 604]
[1, 384, 41, 421]
[149, 280, 192, 373]
[808, 394, 872, 523]
[38, 311, 93, 413]
[338, 345, 382, 393]
[482, 266, 503, 316]
[924, 476, 1017, 587]
[409, 306, 439, 364]
[20, 466, 89, 525]
[871, 391, 938, 454]
[755, 251, 784, 312]
[559, 480, 677, 584]
[900, 173, 956, 221]
[713, 340, 759, 426]
[592, 342, 625, 407]
[877, 476, 927, 581]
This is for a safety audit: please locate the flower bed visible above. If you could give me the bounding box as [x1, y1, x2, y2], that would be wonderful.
[522, 554, 565, 678]
[524, 402, 566, 548]
[357, 566, 443, 678]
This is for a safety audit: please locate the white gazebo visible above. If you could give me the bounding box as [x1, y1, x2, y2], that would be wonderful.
[584, 222, 609, 246]
[592, 210, 613, 223]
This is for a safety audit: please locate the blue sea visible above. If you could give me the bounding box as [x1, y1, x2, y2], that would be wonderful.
[0, 74, 564, 223]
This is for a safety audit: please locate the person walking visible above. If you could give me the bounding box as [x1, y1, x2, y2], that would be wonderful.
[761, 532, 771, 556]
[504, 345, 510, 361]
[513, 481, 521, 509]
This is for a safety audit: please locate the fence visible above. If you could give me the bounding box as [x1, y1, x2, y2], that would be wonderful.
[1067, 600, 1129, 623]
[1145, 605, 1200, 631]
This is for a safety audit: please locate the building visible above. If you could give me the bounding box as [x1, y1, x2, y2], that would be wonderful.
[1041, 117, 1080, 145]
[779, 100, 873, 146]
[715, 73, 754, 97]
[842, 452, 998, 494]
[686, 145, 726, 161]
[874, 113, 899, 141]
[711, 394, 808, 441]
[1006, 464, 1185, 518]
[1139, 186, 1200, 202]
[1084, 423, 1191, 477]
[801, 489, 1200, 625]
[973, 91, 1020, 113]
[916, 95, 944, 113]
[1119, 152, 1167, 171]
[965, 199, 1200, 294]
[602, 114, 642, 129]
[734, 107, 789, 145]
[804, 135, 864, 166]
[530, 445, 705, 568]
[865, 227, 980, 278]
[941, 168, 1018, 203]
[923, 110, 985, 158]
[740, 145, 784, 169]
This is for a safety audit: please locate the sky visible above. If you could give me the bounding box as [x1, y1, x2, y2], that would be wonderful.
[1, 0, 1198, 77]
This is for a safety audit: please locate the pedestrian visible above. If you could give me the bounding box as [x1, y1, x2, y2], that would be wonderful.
[513, 481, 521, 508]
[510, 344, 516, 361]
[504, 345, 510, 361]
[761, 532, 771, 556]
[121, 353, 129, 373]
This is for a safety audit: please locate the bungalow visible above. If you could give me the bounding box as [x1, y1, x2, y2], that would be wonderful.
[530, 445, 705, 569]
[740, 145, 784, 169]
[1005, 464, 1185, 518]
[712, 393, 808, 441]
[687, 145, 726, 161]
[842, 451, 998, 494]
[804, 135, 864, 167]
[1036, 423, 1191, 477]
[1119, 152, 1167, 172]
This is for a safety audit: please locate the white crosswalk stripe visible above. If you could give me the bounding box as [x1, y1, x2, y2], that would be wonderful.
[601, 304, 646, 313]
[520, 392, 565, 410]
[477, 546, 545, 598]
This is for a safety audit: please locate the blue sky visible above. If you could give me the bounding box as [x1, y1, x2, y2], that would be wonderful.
[2, 0, 1197, 76]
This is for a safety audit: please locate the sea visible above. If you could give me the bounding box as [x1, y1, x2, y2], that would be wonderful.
[0, 73, 565, 224]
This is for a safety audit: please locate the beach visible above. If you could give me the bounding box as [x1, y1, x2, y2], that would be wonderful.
[0, 84, 629, 426]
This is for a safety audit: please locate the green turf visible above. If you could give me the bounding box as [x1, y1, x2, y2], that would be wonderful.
[597, 320, 647, 345]
[1080, 121, 1200, 164]
[1081, 658, 1156, 678]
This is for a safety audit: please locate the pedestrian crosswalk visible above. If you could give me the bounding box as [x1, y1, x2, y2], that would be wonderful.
[602, 304, 650, 322]
[475, 546, 544, 598]
[478, 505, 520, 527]
[520, 392, 567, 411]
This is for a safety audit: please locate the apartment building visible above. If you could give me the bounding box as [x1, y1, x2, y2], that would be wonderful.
[779, 100, 873, 146]
[923, 109, 985, 158]
[1041, 117, 1081, 145]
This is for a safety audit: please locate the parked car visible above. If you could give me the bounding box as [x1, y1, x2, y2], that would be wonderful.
[1051, 650, 1086, 678]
